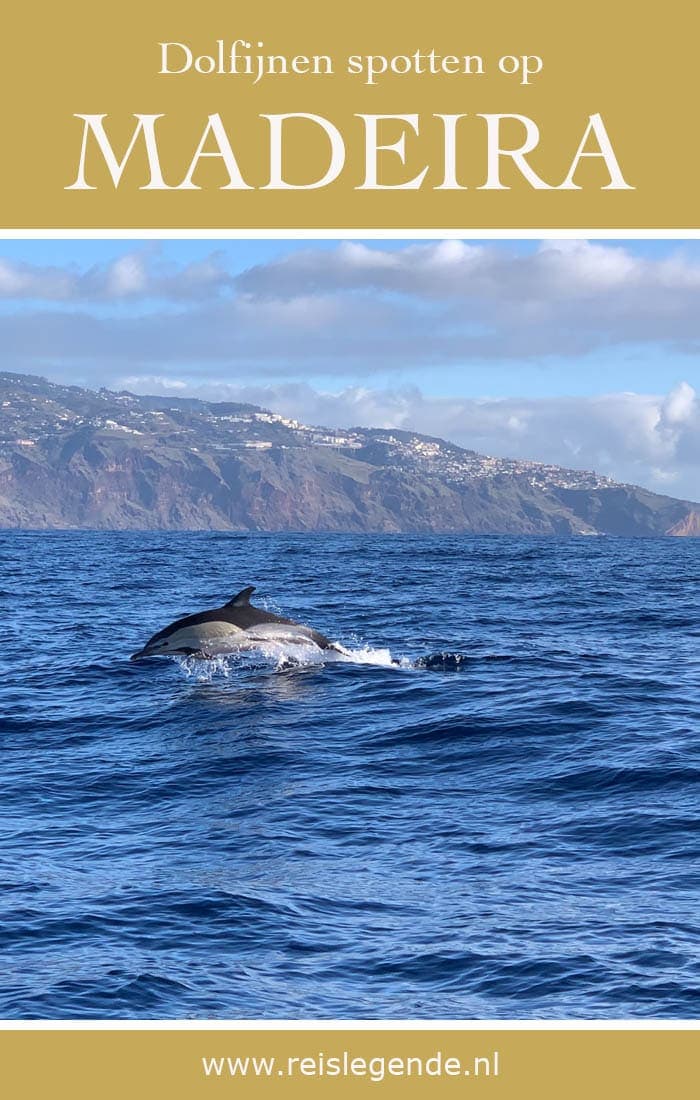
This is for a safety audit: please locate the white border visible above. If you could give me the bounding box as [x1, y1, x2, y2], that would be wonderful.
[0, 228, 700, 239]
[2, 1019, 698, 1029]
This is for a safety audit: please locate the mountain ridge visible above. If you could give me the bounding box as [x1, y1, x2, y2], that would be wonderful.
[1, 372, 698, 536]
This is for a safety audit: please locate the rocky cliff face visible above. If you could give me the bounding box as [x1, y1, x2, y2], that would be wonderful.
[0, 373, 697, 536]
[666, 511, 700, 537]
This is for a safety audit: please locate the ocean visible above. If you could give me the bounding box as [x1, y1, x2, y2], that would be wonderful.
[1, 531, 698, 1019]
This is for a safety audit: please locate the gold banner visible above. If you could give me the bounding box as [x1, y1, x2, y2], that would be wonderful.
[2, 1028, 697, 1099]
[3, 0, 699, 228]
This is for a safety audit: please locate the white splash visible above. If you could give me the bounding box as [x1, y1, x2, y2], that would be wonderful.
[175, 640, 411, 682]
[330, 643, 412, 668]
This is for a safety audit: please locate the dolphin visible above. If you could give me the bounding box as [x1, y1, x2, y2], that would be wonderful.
[130, 586, 337, 660]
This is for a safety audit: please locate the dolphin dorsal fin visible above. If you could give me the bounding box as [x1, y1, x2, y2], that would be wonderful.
[226, 585, 256, 608]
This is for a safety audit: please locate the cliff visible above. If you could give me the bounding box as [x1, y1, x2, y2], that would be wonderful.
[1, 373, 697, 536]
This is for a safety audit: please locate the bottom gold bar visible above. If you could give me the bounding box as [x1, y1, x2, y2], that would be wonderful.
[1, 1028, 697, 1100]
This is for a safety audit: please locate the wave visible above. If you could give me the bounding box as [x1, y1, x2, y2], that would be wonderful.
[5, 531, 699, 1020]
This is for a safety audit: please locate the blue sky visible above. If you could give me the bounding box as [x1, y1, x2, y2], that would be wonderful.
[0, 238, 698, 499]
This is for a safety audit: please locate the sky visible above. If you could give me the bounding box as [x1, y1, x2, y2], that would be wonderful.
[0, 237, 699, 501]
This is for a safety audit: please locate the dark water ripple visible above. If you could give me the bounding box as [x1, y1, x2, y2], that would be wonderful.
[1, 531, 699, 1019]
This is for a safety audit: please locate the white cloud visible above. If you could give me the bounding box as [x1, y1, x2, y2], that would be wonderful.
[662, 380, 696, 424]
[0, 259, 74, 299]
[236, 239, 700, 302]
[232, 240, 700, 360]
[103, 255, 148, 297]
[0, 250, 233, 302]
[1, 240, 700, 367]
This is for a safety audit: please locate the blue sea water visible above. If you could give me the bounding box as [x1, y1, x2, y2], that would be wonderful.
[1, 531, 699, 1020]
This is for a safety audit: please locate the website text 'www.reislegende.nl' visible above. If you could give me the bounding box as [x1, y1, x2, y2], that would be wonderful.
[202, 1049, 501, 1085]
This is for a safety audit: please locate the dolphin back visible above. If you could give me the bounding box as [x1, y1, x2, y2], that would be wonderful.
[222, 586, 332, 646]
